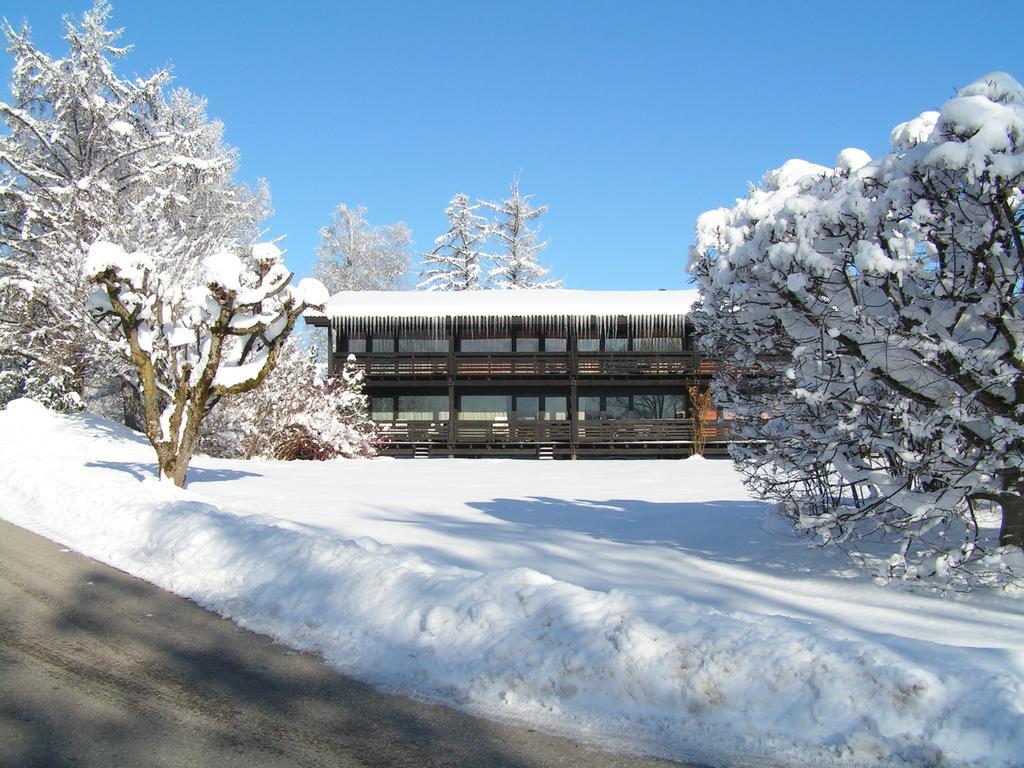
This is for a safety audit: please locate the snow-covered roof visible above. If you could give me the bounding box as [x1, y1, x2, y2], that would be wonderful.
[308, 289, 700, 323]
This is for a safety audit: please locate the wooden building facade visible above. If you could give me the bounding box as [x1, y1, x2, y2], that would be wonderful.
[305, 290, 727, 458]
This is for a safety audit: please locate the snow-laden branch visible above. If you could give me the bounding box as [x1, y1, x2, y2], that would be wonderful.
[689, 72, 1024, 586]
[86, 240, 326, 487]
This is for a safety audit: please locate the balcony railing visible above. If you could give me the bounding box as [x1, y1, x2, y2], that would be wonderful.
[377, 419, 730, 446]
[337, 351, 711, 379]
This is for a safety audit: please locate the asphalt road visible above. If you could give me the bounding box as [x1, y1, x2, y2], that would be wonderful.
[0, 519, 689, 768]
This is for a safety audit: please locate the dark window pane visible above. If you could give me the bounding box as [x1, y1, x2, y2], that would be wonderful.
[347, 336, 367, 354]
[634, 393, 685, 419]
[460, 337, 512, 352]
[604, 337, 628, 352]
[606, 396, 630, 419]
[632, 336, 683, 352]
[460, 395, 512, 420]
[371, 397, 394, 421]
[397, 395, 448, 420]
[544, 396, 568, 420]
[372, 335, 396, 353]
[578, 396, 601, 419]
[515, 396, 539, 421]
[398, 334, 447, 353]
[515, 336, 539, 352]
[544, 337, 567, 352]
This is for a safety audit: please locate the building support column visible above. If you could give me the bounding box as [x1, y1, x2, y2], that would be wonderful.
[569, 327, 578, 460]
[447, 319, 456, 457]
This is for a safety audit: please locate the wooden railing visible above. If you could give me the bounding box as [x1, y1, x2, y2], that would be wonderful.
[455, 420, 573, 443]
[455, 354, 570, 377]
[576, 352, 705, 377]
[337, 352, 712, 378]
[377, 419, 730, 446]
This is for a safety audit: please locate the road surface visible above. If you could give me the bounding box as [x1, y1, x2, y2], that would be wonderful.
[0, 519, 690, 768]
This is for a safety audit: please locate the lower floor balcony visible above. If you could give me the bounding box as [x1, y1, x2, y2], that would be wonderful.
[374, 418, 731, 458]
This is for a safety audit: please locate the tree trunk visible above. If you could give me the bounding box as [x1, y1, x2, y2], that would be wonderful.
[121, 379, 145, 432]
[154, 424, 199, 489]
[999, 493, 1024, 550]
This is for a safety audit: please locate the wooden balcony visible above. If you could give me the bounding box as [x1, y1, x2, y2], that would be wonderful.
[336, 352, 712, 379]
[377, 419, 730, 448]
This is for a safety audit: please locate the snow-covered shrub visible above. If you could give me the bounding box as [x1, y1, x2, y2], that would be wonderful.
[0, 356, 82, 413]
[200, 344, 377, 461]
[689, 73, 1024, 588]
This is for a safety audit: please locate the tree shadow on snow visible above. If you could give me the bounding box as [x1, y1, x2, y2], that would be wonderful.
[465, 496, 805, 570]
[85, 460, 261, 484]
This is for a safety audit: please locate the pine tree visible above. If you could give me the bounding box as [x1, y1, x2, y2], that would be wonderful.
[417, 193, 488, 291]
[483, 175, 560, 289]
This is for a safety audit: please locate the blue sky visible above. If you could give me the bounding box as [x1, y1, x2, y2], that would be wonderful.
[3, 1, 1020, 289]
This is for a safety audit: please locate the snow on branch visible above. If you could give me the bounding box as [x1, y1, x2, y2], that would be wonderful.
[689, 71, 1024, 587]
[86, 240, 327, 487]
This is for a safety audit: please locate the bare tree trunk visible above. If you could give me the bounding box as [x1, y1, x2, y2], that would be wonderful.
[688, 385, 714, 457]
[121, 379, 144, 432]
[999, 493, 1024, 550]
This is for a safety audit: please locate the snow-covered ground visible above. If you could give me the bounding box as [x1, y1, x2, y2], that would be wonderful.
[1, 400, 1021, 768]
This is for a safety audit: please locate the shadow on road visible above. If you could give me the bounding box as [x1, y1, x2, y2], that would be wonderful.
[0, 520, 681, 768]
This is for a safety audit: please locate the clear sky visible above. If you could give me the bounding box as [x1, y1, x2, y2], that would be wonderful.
[2, 1, 1021, 289]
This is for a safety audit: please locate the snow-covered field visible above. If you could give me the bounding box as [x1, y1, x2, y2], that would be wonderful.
[1, 400, 1021, 768]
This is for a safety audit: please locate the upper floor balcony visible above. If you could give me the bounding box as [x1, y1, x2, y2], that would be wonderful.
[332, 350, 716, 380]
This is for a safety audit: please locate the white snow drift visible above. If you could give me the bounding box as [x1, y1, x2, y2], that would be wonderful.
[0, 399, 1021, 768]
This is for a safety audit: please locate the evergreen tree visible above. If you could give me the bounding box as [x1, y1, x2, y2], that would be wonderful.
[417, 193, 488, 290]
[483, 175, 560, 289]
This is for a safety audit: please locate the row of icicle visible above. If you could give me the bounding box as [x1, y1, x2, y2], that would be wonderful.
[328, 313, 688, 339]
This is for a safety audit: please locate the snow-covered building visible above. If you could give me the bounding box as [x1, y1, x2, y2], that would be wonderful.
[306, 289, 726, 457]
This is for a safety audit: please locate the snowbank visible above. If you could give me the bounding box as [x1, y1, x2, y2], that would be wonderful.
[1, 399, 1021, 768]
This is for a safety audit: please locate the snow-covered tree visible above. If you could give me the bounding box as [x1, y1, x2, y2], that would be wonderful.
[199, 338, 377, 461]
[483, 175, 560, 289]
[0, 1, 269, 415]
[85, 240, 327, 487]
[689, 73, 1024, 585]
[417, 193, 488, 291]
[313, 204, 411, 292]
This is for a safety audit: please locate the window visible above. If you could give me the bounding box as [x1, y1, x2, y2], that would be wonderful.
[371, 397, 395, 421]
[605, 395, 630, 420]
[544, 336, 567, 352]
[371, 335, 396, 353]
[578, 396, 601, 419]
[632, 336, 683, 352]
[544, 396, 568, 420]
[515, 335, 539, 352]
[397, 395, 448, 421]
[634, 393, 686, 419]
[576, 335, 600, 352]
[346, 333, 367, 354]
[459, 336, 512, 352]
[398, 334, 447, 353]
[604, 336, 628, 352]
[515, 396, 539, 421]
[460, 395, 512, 421]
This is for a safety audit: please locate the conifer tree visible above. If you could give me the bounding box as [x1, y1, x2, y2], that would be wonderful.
[417, 193, 488, 291]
